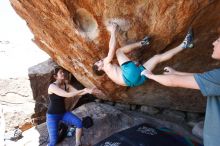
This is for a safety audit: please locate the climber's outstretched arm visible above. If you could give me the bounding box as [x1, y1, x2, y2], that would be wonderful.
[104, 23, 118, 64]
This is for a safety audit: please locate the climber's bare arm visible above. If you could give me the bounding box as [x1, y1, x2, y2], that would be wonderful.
[104, 23, 118, 64]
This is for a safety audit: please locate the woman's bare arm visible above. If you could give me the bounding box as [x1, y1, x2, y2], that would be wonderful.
[67, 85, 91, 97]
[48, 84, 85, 98]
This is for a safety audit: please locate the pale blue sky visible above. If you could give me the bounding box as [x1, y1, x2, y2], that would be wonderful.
[0, 0, 33, 42]
[0, 1, 49, 78]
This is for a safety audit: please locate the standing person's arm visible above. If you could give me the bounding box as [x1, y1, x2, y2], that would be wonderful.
[164, 66, 194, 76]
[141, 69, 199, 89]
[149, 74, 199, 89]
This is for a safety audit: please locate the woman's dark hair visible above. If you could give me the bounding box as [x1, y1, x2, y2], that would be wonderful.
[92, 64, 105, 76]
[49, 66, 63, 83]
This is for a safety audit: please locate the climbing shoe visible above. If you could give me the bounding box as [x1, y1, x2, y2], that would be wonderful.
[141, 36, 150, 46]
[182, 28, 194, 49]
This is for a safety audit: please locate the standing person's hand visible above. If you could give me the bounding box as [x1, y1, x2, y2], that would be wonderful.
[163, 67, 176, 75]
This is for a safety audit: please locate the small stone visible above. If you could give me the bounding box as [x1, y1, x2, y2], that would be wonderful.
[95, 99, 101, 103]
[187, 121, 198, 128]
[192, 121, 204, 140]
[162, 109, 186, 122]
[104, 101, 114, 106]
[115, 103, 130, 110]
[130, 105, 137, 111]
[140, 106, 159, 115]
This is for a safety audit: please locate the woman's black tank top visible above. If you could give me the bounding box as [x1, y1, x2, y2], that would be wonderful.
[47, 83, 67, 114]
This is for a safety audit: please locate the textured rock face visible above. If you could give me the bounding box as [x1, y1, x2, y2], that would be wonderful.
[10, 0, 220, 112]
[28, 59, 57, 115]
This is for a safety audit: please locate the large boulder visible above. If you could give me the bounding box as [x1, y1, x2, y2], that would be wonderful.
[28, 59, 57, 116]
[10, 0, 220, 112]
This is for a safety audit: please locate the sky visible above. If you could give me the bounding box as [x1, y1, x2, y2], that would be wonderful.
[0, 1, 49, 78]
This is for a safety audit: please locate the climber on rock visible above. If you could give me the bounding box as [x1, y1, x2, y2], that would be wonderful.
[92, 23, 193, 87]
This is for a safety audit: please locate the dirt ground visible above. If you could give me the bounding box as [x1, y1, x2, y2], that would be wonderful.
[0, 77, 35, 132]
[0, 1, 48, 143]
[0, 40, 49, 133]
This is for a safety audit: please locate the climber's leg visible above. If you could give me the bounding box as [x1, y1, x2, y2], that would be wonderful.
[143, 28, 194, 72]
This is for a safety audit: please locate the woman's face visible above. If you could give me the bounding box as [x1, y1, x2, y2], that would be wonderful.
[55, 69, 65, 80]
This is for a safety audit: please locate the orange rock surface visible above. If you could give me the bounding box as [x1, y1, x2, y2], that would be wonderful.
[10, 0, 220, 112]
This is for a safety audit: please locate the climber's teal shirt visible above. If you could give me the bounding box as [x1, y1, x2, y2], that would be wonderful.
[194, 68, 220, 146]
[121, 61, 147, 87]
